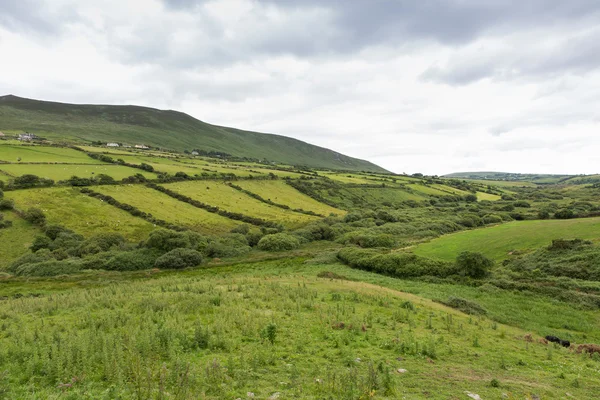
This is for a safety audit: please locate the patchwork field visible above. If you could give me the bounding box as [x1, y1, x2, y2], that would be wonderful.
[0, 163, 157, 181]
[0, 144, 105, 164]
[164, 181, 320, 227]
[0, 212, 41, 268]
[476, 191, 502, 201]
[414, 217, 600, 261]
[94, 184, 241, 234]
[318, 186, 426, 209]
[6, 187, 155, 240]
[235, 180, 345, 216]
[406, 183, 453, 197]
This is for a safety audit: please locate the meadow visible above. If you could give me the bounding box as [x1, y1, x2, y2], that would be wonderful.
[93, 184, 241, 234]
[0, 211, 41, 267]
[0, 145, 105, 164]
[0, 164, 157, 181]
[164, 181, 320, 228]
[6, 187, 155, 241]
[414, 217, 600, 261]
[1, 258, 599, 399]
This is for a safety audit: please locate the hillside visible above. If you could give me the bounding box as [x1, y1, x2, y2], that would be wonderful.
[0, 95, 387, 172]
[445, 171, 574, 184]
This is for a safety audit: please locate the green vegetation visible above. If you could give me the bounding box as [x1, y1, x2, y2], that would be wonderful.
[0, 95, 386, 172]
[0, 163, 157, 181]
[414, 217, 600, 261]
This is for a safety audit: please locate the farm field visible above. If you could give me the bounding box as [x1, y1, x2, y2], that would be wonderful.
[407, 183, 454, 196]
[0, 144, 105, 164]
[476, 191, 502, 201]
[430, 184, 469, 196]
[5, 187, 155, 240]
[414, 217, 600, 261]
[164, 181, 320, 227]
[318, 186, 426, 209]
[235, 180, 345, 216]
[0, 212, 41, 268]
[94, 184, 241, 234]
[0, 163, 157, 181]
[460, 179, 538, 188]
[77, 145, 140, 155]
[0, 258, 598, 398]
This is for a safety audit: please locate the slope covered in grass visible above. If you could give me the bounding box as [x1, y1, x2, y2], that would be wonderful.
[6, 187, 155, 240]
[94, 184, 240, 234]
[414, 217, 600, 261]
[0, 212, 41, 268]
[0, 95, 387, 172]
[0, 258, 598, 398]
[0, 163, 157, 181]
[0, 144, 105, 164]
[164, 181, 320, 227]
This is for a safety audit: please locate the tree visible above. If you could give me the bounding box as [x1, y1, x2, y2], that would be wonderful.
[23, 208, 46, 226]
[456, 251, 493, 278]
[464, 194, 478, 203]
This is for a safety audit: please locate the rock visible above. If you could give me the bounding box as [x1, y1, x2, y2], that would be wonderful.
[269, 393, 281, 400]
[355, 358, 361, 363]
[397, 368, 408, 373]
[247, 393, 255, 398]
[465, 391, 481, 400]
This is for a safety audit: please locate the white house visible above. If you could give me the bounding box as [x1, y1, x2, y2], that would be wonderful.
[191, 151, 199, 156]
[106, 142, 120, 147]
[135, 144, 149, 149]
[18, 133, 37, 141]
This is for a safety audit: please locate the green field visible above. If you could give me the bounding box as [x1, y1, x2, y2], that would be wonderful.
[6, 187, 155, 240]
[0, 212, 41, 268]
[0, 258, 598, 398]
[165, 181, 320, 227]
[405, 183, 452, 197]
[414, 217, 600, 261]
[0, 144, 106, 164]
[0, 163, 157, 181]
[94, 184, 241, 234]
[235, 180, 346, 216]
[476, 191, 502, 201]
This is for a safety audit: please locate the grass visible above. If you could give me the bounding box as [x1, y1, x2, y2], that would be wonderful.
[6, 187, 155, 241]
[0, 95, 386, 172]
[0, 211, 41, 268]
[408, 183, 455, 197]
[0, 258, 597, 398]
[0, 163, 157, 181]
[413, 217, 600, 261]
[476, 191, 502, 201]
[235, 180, 346, 216]
[0, 144, 105, 164]
[94, 184, 241, 234]
[164, 181, 320, 228]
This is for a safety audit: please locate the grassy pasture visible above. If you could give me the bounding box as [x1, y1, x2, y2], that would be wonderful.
[0, 258, 597, 398]
[6, 187, 155, 241]
[0, 144, 105, 164]
[77, 145, 139, 155]
[407, 183, 453, 197]
[476, 191, 502, 201]
[0, 163, 157, 181]
[461, 179, 538, 188]
[94, 184, 241, 234]
[0, 212, 41, 268]
[165, 181, 320, 227]
[414, 217, 600, 261]
[235, 180, 346, 216]
[430, 184, 469, 196]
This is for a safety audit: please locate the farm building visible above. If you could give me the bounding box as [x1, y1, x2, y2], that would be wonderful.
[106, 142, 120, 147]
[18, 133, 37, 141]
[135, 144, 149, 149]
[191, 151, 199, 155]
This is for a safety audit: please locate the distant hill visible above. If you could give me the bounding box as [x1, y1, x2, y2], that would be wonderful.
[0, 95, 387, 172]
[444, 171, 576, 184]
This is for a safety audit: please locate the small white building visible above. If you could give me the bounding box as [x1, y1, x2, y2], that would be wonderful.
[18, 133, 37, 141]
[106, 142, 120, 147]
[135, 144, 149, 149]
[191, 151, 199, 156]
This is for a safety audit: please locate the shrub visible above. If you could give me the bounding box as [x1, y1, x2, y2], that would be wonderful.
[145, 229, 201, 252]
[155, 248, 203, 269]
[0, 213, 11, 229]
[464, 194, 478, 203]
[30, 235, 52, 252]
[513, 201, 531, 208]
[103, 249, 160, 271]
[7, 250, 54, 273]
[15, 259, 83, 277]
[0, 199, 15, 210]
[77, 232, 126, 256]
[23, 208, 46, 226]
[44, 224, 73, 240]
[482, 214, 503, 224]
[555, 209, 575, 219]
[230, 224, 251, 234]
[257, 233, 300, 251]
[202, 234, 250, 258]
[0, 188, 3, 198]
[457, 213, 482, 228]
[456, 251, 493, 278]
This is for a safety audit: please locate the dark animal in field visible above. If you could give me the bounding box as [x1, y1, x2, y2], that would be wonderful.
[577, 344, 600, 356]
[545, 336, 571, 348]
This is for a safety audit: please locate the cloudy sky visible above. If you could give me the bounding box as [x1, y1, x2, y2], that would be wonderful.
[1, 0, 600, 175]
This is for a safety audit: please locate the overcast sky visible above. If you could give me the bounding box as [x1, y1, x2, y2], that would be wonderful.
[1, 0, 600, 175]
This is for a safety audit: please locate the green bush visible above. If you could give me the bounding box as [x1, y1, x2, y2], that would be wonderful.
[0, 199, 14, 210]
[482, 214, 503, 224]
[464, 194, 478, 203]
[30, 235, 52, 252]
[145, 229, 206, 253]
[7, 250, 54, 273]
[15, 259, 82, 277]
[555, 209, 575, 219]
[257, 233, 301, 251]
[77, 232, 126, 256]
[202, 234, 251, 258]
[440, 296, 487, 315]
[154, 248, 203, 269]
[23, 208, 46, 226]
[44, 224, 73, 240]
[103, 249, 160, 271]
[456, 251, 493, 278]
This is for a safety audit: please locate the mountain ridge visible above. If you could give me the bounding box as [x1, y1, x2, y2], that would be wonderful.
[0, 95, 387, 172]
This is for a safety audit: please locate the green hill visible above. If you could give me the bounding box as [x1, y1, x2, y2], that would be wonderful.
[0, 95, 387, 172]
[444, 171, 573, 184]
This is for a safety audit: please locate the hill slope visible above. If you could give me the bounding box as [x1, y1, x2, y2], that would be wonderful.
[0, 95, 387, 172]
